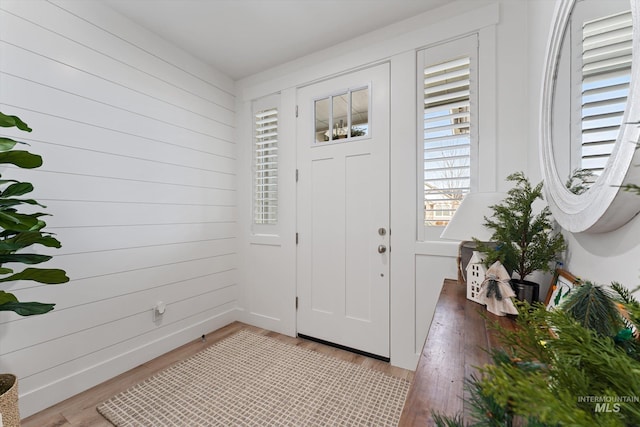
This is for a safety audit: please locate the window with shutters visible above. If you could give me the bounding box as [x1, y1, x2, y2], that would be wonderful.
[253, 98, 279, 226]
[576, 9, 632, 178]
[418, 35, 478, 234]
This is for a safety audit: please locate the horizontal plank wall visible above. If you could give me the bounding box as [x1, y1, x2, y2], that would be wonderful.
[0, 0, 237, 417]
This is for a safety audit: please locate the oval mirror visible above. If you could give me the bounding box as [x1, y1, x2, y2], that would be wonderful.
[540, 0, 640, 233]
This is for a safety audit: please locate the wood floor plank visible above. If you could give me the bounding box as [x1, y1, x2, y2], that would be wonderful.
[21, 321, 412, 426]
[398, 280, 517, 427]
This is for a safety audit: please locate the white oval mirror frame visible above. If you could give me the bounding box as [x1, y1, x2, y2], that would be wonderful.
[540, 0, 640, 233]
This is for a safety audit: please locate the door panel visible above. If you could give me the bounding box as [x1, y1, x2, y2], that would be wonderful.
[296, 63, 390, 358]
[345, 153, 373, 322]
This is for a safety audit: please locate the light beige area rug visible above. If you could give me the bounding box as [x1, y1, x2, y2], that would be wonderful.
[97, 330, 411, 426]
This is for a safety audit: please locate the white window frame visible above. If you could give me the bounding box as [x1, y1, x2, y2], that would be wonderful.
[417, 34, 479, 241]
[252, 94, 280, 235]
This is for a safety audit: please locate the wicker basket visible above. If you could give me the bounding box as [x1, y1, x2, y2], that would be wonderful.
[0, 374, 19, 427]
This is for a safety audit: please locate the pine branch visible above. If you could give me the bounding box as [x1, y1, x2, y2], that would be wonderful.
[610, 282, 640, 359]
[464, 375, 516, 427]
[431, 412, 467, 427]
[562, 281, 623, 338]
[546, 310, 640, 423]
[621, 184, 640, 195]
[566, 168, 595, 195]
[611, 282, 638, 306]
[478, 305, 640, 425]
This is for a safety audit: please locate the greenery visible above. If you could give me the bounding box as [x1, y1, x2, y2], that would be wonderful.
[621, 184, 640, 196]
[475, 172, 566, 281]
[0, 112, 69, 316]
[565, 168, 595, 195]
[433, 282, 640, 427]
[620, 141, 640, 195]
[561, 281, 623, 338]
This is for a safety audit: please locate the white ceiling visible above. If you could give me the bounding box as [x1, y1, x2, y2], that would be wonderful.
[103, 0, 449, 80]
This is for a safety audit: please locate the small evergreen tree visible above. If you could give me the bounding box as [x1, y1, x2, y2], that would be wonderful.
[475, 172, 565, 280]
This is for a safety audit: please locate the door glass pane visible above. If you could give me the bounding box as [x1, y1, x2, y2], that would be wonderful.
[313, 87, 370, 144]
[350, 88, 369, 137]
[332, 93, 349, 140]
[315, 97, 330, 143]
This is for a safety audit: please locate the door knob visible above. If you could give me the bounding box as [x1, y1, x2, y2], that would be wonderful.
[378, 245, 387, 254]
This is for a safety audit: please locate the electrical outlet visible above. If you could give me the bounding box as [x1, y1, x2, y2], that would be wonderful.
[155, 301, 166, 314]
[153, 301, 166, 321]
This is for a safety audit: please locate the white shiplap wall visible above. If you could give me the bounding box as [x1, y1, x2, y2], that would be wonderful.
[0, 0, 238, 417]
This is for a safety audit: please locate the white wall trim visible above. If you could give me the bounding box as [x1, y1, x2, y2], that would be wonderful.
[19, 308, 238, 417]
[236, 2, 500, 101]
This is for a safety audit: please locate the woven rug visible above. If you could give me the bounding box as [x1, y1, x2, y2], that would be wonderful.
[97, 330, 411, 426]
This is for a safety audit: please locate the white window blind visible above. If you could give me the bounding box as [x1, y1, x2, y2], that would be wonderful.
[254, 106, 278, 225]
[421, 40, 476, 228]
[580, 10, 632, 175]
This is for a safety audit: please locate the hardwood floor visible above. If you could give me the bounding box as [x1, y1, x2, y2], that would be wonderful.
[22, 321, 414, 427]
[398, 280, 517, 426]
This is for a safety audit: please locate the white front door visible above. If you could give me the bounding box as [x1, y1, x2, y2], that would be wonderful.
[296, 63, 390, 358]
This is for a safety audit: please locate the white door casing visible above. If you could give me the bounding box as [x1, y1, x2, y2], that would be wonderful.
[296, 63, 390, 358]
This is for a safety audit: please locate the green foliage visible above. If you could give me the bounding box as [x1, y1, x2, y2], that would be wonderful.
[464, 374, 519, 427]
[433, 284, 640, 427]
[482, 306, 640, 426]
[432, 412, 466, 427]
[0, 113, 32, 131]
[0, 111, 68, 316]
[0, 291, 54, 316]
[475, 172, 566, 280]
[621, 184, 640, 196]
[609, 282, 640, 360]
[565, 168, 595, 195]
[611, 282, 640, 328]
[562, 281, 623, 338]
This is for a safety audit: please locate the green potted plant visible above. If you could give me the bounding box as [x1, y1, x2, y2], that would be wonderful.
[475, 171, 566, 303]
[0, 111, 69, 426]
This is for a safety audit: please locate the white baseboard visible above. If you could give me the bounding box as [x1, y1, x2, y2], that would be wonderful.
[19, 308, 239, 418]
[240, 308, 295, 337]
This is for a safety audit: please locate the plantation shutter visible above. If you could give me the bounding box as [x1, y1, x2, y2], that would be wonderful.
[421, 36, 476, 227]
[580, 10, 632, 174]
[254, 105, 278, 225]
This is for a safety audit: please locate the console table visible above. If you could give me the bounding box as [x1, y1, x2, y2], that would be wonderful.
[398, 279, 516, 426]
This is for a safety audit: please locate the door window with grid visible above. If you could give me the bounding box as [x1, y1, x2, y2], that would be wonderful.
[313, 87, 370, 144]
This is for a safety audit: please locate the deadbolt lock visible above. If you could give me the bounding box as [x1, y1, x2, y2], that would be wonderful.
[378, 227, 387, 236]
